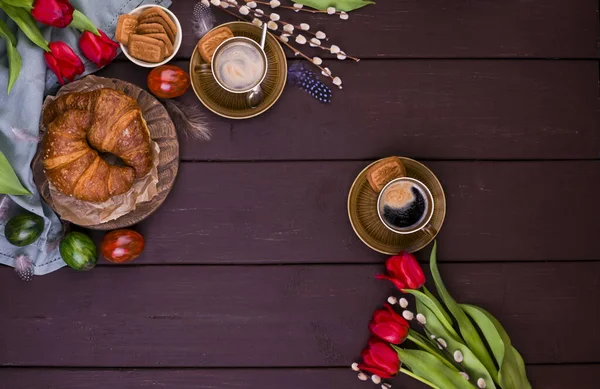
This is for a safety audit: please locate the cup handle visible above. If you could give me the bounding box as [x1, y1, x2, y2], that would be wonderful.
[194, 63, 211, 74]
[421, 223, 437, 237]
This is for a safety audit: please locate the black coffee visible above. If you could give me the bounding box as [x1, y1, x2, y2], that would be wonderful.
[380, 181, 428, 229]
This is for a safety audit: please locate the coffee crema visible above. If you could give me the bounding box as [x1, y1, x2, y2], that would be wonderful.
[213, 41, 265, 91]
[380, 181, 428, 230]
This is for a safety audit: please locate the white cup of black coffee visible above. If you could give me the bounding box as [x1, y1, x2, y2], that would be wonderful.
[377, 177, 435, 234]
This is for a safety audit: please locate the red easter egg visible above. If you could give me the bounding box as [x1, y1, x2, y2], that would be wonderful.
[100, 229, 145, 263]
[147, 65, 190, 98]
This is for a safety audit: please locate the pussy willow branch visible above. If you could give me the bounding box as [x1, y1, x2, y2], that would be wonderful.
[213, 0, 346, 87]
[222, 0, 359, 62]
[246, 0, 347, 15]
[275, 35, 340, 86]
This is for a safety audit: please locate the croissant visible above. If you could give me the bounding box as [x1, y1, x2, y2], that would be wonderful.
[42, 88, 152, 202]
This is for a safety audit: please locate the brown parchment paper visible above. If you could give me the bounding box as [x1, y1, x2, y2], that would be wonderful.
[39, 77, 160, 226]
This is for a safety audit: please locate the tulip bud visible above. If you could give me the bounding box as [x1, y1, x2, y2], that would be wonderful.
[376, 252, 426, 291]
[369, 304, 409, 344]
[31, 0, 74, 28]
[44, 41, 84, 85]
[358, 339, 400, 379]
[79, 29, 118, 68]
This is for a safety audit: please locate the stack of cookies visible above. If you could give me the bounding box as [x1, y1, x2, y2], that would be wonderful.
[117, 7, 178, 63]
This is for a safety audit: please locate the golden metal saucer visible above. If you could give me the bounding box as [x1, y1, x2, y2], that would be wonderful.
[347, 157, 447, 254]
[189, 22, 287, 120]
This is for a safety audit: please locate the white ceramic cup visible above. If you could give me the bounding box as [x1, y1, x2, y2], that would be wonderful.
[377, 177, 436, 235]
[210, 36, 268, 94]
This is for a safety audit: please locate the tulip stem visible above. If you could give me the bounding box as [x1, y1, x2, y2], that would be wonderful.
[418, 325, 470, 375]
[407, 331, 456, 371]
[400, 367, 441, 389]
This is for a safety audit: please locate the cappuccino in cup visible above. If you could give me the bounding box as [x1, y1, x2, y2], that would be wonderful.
[212, 38, 267, 93]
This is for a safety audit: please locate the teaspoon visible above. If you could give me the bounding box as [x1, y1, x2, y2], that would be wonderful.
[246, 23, 268, 109]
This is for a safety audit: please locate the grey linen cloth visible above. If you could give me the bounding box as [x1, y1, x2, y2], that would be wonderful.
[0, 0, 171, 275]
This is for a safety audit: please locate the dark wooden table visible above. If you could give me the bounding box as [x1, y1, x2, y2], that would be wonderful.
[2, 1, 600, 387]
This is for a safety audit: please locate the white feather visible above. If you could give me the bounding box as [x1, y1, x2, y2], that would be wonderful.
[11, 126, 39, 142]
[191, 1, 216, 39]
[165, 100, 212, 141]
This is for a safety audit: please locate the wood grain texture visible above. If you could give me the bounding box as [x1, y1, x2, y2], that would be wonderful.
[98, 60, 600, 160]
[83, 161, 600, 264]
[2, 365, 599, 389]
[169, 0, 600, 58]
[1, 262, 598, 367]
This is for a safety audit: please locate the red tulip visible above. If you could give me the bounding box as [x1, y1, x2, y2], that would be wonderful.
[31, 0, 74, 28]
[376, 252, 426, 291]
[44, 42, 84, 85]
[79, 29, 118, 68]
[358, 338, 400, 378]
[369, 304, 410, 344]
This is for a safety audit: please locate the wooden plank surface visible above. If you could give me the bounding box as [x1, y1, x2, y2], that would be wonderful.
[98, 60, 600, 160]
[83, 161, 600, 265]
[2, 262, 599, 367]
[2, 365, 599, 389]
[169, 0, 600, 58]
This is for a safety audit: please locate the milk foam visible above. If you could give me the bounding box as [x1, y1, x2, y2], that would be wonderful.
[214, 41, 265, 91]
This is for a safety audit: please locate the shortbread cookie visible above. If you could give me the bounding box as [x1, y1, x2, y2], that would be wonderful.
[144, 33, 173, 57]
[197, 26, 234, 63]
[140, 17, 175, 43]
[116, 14, 138, 45]
[137, 22, 168, 36]
[128, 34, 164, 63]
[366, 157, 407, 193]
[139, 7, 177, 34]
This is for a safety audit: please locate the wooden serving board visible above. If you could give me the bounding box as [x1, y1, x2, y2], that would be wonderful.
[32, 76, 179, 230]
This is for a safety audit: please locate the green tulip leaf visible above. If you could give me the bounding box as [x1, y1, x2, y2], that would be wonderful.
[294, 0, 374, 12]
[0, 0, 33, 9]
[0, 2, 49, 51]
[405, 288, 459, 339]
[429, 241, 499, 383]
[69, 10, 99, 35]
[462, 304, 532, 389]
[416, 298, 496, 389]
[407, 329, 457, 371]
[394, 348, 476, 389]
[5, 39, 22, 93]
[0, 18, 17, 45]
[0, 151, 31, 195]
[0, 19, 22, 93]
